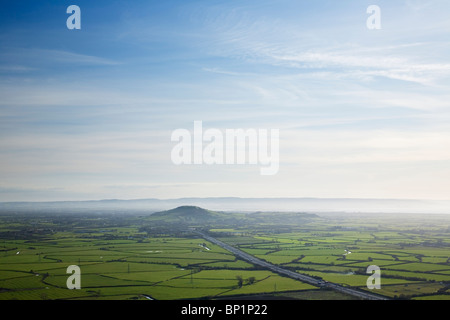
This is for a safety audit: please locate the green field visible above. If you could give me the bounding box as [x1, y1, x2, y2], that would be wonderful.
[216, 213, 450, 299]
[0, 226, 318, 300]
[0, 211, 449, 300]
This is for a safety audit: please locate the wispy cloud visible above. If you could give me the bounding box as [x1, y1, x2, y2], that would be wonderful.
[36, 49, 120, 66]
[0, 65, 37, 73]
[191, 2, 450, 88]
[0, 47, 119, 71]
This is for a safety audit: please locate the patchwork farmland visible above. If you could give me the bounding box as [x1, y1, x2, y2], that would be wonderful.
[0, 209, 449, 300]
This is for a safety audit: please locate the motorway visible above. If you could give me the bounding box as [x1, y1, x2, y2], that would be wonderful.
[195, 230, 389, 300]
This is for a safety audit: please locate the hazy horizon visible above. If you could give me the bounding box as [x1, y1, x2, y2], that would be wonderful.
[1, 196, 449, 215]
[2, 195, 450, 203]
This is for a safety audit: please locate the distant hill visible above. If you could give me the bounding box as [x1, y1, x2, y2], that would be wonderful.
[149, 206, 236, 223]
[148, 206, 320, 226]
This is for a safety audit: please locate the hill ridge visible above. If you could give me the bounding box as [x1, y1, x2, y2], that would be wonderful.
[150, 205, 229, 222]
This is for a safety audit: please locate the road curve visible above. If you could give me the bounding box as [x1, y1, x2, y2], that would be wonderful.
[195, 230, 389, 300]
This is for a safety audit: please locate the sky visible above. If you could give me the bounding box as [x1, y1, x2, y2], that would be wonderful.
[1, 0, 450, 202]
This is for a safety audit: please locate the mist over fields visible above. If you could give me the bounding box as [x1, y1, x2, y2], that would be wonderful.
[1, 197, 449, 215]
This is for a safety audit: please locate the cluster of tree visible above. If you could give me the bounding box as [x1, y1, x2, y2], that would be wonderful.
[0, 228, 54, 240]
[235, 275, 256, 288]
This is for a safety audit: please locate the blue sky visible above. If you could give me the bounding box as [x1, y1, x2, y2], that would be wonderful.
[1, 0, 450, 201]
